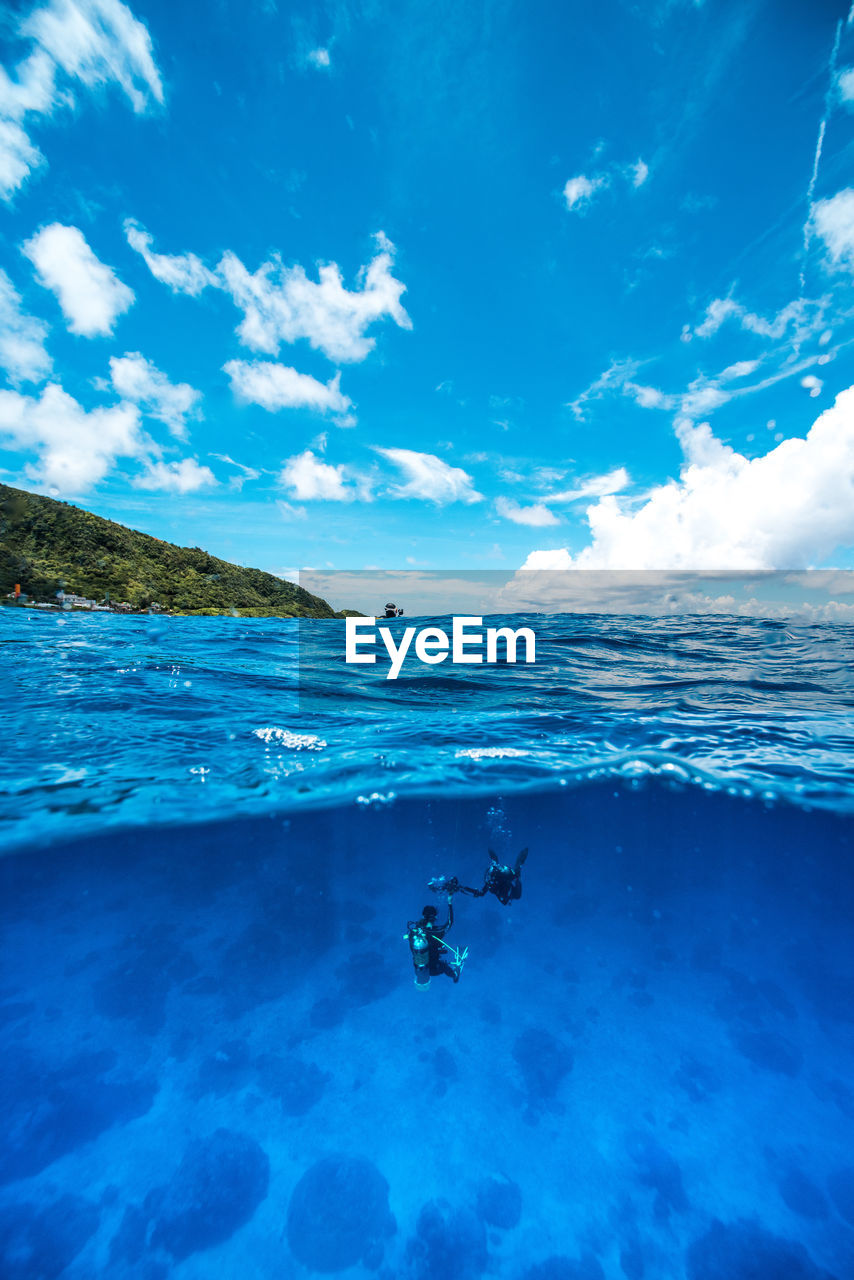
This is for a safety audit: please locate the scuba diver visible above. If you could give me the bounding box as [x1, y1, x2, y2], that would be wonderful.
[430, 848, 529, 906]
[477, 847, 528, 904]
[405, 894, 467, 990]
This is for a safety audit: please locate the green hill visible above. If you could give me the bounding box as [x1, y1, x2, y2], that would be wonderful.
[0, 483, 338, 617]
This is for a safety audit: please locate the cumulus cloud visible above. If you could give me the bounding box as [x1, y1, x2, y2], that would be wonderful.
[0, 269, 51, 384]
[123, 220, 217, 296]
[23, 223, 134, 336]
[133, 457, 215, 493]
[812, 188, 854, 270]
[0, 0, 163, 199]
[0, 380, 147, 490]
[279, 448, 355, 501]
[218, 232, 411, 362]
[376, 447, 482, 504]
[520, 549, 572, 570]
[126, 222, 411, 363]
[502, 568, 854, 621]
[563, 174, 606, 211]
[629, 383, 670, 409]
[223, 358, 352, 417]
[522, 386, 854, 570]
[839, 67, 854, 102]
[307, 47, 330, 68]
[495, 496, 559, 527]
[109, 352, 201, 437]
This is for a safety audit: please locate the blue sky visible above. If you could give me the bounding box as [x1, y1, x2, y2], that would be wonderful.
[2, 0, 854, 575]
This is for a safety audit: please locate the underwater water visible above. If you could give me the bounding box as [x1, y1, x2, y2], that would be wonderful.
[1, 611, 854, 1279]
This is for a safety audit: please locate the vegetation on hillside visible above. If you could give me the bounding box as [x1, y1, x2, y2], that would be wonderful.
[0, 483, 338, 617]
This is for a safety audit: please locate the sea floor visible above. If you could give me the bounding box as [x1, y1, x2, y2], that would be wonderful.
[1, 787, 853, 1279]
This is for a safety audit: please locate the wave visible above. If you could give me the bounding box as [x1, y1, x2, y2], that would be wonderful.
[3, 610, 854, 851]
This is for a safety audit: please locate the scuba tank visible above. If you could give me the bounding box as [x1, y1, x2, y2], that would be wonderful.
[408, 924, 431, 990]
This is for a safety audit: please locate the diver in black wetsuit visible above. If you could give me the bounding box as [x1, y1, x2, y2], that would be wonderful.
[429, 848, 529, 906]
[468, 847, 528, 905]
[405, 897, 462, 989]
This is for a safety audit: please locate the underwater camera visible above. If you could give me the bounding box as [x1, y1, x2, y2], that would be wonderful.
[428, 875, 461, 895]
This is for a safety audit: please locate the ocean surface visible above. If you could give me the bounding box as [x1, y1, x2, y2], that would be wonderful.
[1, 610, 853, 1278]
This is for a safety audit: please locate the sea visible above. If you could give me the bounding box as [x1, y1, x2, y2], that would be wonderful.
[1, 609, 853, 1279]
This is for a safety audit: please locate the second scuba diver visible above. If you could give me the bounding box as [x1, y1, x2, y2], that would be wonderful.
[430, 847, 529, 907]
[405, 894, 467, 990]
[474, 847, 528, 904]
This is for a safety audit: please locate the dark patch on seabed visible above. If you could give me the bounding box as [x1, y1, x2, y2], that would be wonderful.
[0, 780, 853, 1278]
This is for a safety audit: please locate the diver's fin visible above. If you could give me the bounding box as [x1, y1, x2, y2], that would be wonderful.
[433, 936, 469, 971]
[515, 847, 529, 872]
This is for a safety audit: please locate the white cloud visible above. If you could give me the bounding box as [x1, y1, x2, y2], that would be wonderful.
[627, 383, 671, 410]
[801, 374, 823, 398]
[210, 452, 260, 491]
[685, 297, 740, 339]
[812, 188, 854, 270]
[838, 67, 854, 101]
[307, 47, 330, 68]
[23, 223, 134, 336]
[0, 0, 163, 199]
[564, 158, 648, 213]
[679, 380, 731, 419]
[563, 174, 606, 211]
[547, 467, 631, 503]
[495, 496, 559, 527]
[0, 381, 147, 491]
[720, 359, 759, 380]
[124, 220, 217, 296]
[277, 500, 307, 520]
[570, 349, 822, 430]
[687, 294, 824, 343]
[22, 0, 164, 113]
[0, 118, 44, 200]
[568, 357, 645, 420]
[630, 158, 649, 187]
[504, 569, 854, 621]
[279, 448, 355, 501]
[109, 352, 201, 437]
[0, 269, 51, 384]
[133, 458, 216, 493]
[127, 222, 411, 364]
[223, 358, 352, 417]
[522, 385, 854, 570]
[0, 50, 57, 119]
[218, 231, 411, 362]
[520, 549, 572, 570]
[376, 447, 483, 504]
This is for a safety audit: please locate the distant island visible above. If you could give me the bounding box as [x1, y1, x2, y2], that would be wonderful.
[0, 482, 338, 617]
